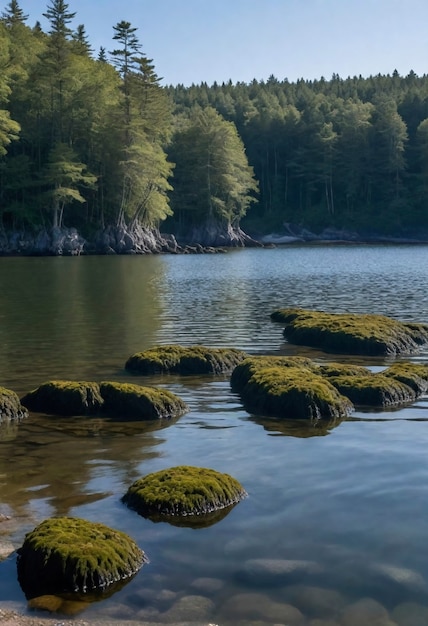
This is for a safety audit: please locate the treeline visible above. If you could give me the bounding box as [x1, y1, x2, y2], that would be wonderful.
[169, 72, 428, 237]
[2, 0, 428, 245]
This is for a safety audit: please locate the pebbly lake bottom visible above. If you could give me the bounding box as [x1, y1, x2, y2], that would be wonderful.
[1, 246, 428, 624]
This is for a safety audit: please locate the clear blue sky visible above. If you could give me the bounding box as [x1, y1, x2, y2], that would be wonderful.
[14, 0, 428, 86]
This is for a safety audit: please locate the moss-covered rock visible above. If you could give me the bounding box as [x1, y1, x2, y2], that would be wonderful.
[20, 381, 103, 416]
[0, 386, 28, 423]
[231, 356, 352, 420]
[231, 356, 316, 392]
[318, 363, 372, 378]
[125, 345, 248, 375]
[17, 517, 147, 596]
[100, 381, 187, 420]
[328, 374, 415, 407]
[382, 362, 428, 395]
[122, 466, 247, 521]
[271, 308, 428, 356]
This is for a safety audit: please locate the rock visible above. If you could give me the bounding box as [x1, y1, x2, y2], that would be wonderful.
[0, 387, 28, 423]
[0, 540, 15, 561]
[282, 584, 347, 618]
[122, 465, 247, 523]
[219, 592, 304, 624]
[340, 598, 394, 626]
[237, 558, 324, 586]
[160, 594, 215, 622]
[231, 356, 353, 420]
[21, 380, 103, 416]
[391, 601, 428, 626]
[99, 381, 188, 420]
[17, 516, 147, 596]
[125, 344, 249, 375]
[271, 308, 428, 357]
[369, 563, 428, 594]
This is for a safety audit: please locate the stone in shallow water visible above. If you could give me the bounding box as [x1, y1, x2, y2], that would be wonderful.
[391, 601, 428, 626]
[219, 592, 304, 624]
[159, 594, 215, 622]
[340, 597, 394, 626]
[369, 562, 428, 594]
[17, 516, 147, 596]
[238, 558, 323, 586]
[282, 584, 347, 618]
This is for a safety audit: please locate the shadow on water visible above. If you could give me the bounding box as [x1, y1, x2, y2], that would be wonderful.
[247, 414, 345, 437]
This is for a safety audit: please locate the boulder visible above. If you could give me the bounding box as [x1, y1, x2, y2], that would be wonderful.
[231, 357, 353, 420]
[271, 308, 428, 356]
[0, 386, 28, 422]
[17, 516, 147, 596]
[125, 344, 248, 375]
[100, 381, 187, 420]
[20, 380, 103, 416]
[122, 465, 247, 521]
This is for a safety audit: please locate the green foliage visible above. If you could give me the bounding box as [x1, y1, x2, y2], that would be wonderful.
[125, 344, 248, 375]
[99, 381, 187, 420]
[17, 516, 147, 595]
[168, 106, 258, 229]
[271, 308, 428, 356]
[122, 465, 247, 519]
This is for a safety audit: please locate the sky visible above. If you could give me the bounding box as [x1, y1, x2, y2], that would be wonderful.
[12, 0, 428, 87]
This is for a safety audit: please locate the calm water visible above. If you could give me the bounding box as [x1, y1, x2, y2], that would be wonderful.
[1, 245, 428, 624]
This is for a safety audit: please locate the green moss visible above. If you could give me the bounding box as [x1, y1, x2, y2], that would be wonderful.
[271, 308, 428, 356]
[0, 386, 28, 423]
[239, 365, 353, 420]
[17, 517, 147, 596]
[329, 374, 415, 407]
[125, 345, 248, 375]
[122, 465, 247, 520]
[382, 362, 428, 395]
[100, 381, 187, 420]
[20, 381, 103, 416]
[318, 363, 371, 378]
[231, 356, 316, 393]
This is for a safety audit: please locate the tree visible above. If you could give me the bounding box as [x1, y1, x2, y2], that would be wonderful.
[169, 106, 258, 235]
[43, 142, 96, 228]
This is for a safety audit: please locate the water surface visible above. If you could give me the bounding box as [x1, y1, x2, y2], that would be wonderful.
[1, 245, 428, 624]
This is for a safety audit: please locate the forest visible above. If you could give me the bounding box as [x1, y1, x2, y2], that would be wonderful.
[1, 0, 428, 253]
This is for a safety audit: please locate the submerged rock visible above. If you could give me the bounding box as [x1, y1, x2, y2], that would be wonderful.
[237, 558, 324, 586]
[0, 386, 28, 422]
[20, 380, 103, 416]
[17, 516, 147, 596]
[125, 344, 248, 375]
[271, 308, 428, 356]
[122, 465, 247, 521]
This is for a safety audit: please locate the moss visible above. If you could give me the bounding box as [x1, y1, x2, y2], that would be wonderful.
[271, 308, 428, 356]
[231, 356, 316, 393]
[318, 363, 371, 378]
[122, 465, 247, 520]
[17, 517, 147, 596]
[100, 381, 187, 420]
[0, 386, 28, 423]
[382, 362, 428, 395]
[20, 381, 103, 416]
[125, 345, 248, 375]
[329, 374, 415, 407]
[238, 365, 353, 420]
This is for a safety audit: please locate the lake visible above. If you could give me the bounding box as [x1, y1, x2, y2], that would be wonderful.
[1, 244, 428, 625]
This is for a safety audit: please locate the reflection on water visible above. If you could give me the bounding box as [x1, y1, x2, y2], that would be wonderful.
[0, 246, 428, 623]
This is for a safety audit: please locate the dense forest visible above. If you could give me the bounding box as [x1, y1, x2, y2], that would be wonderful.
[1, 0, 428, 254]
